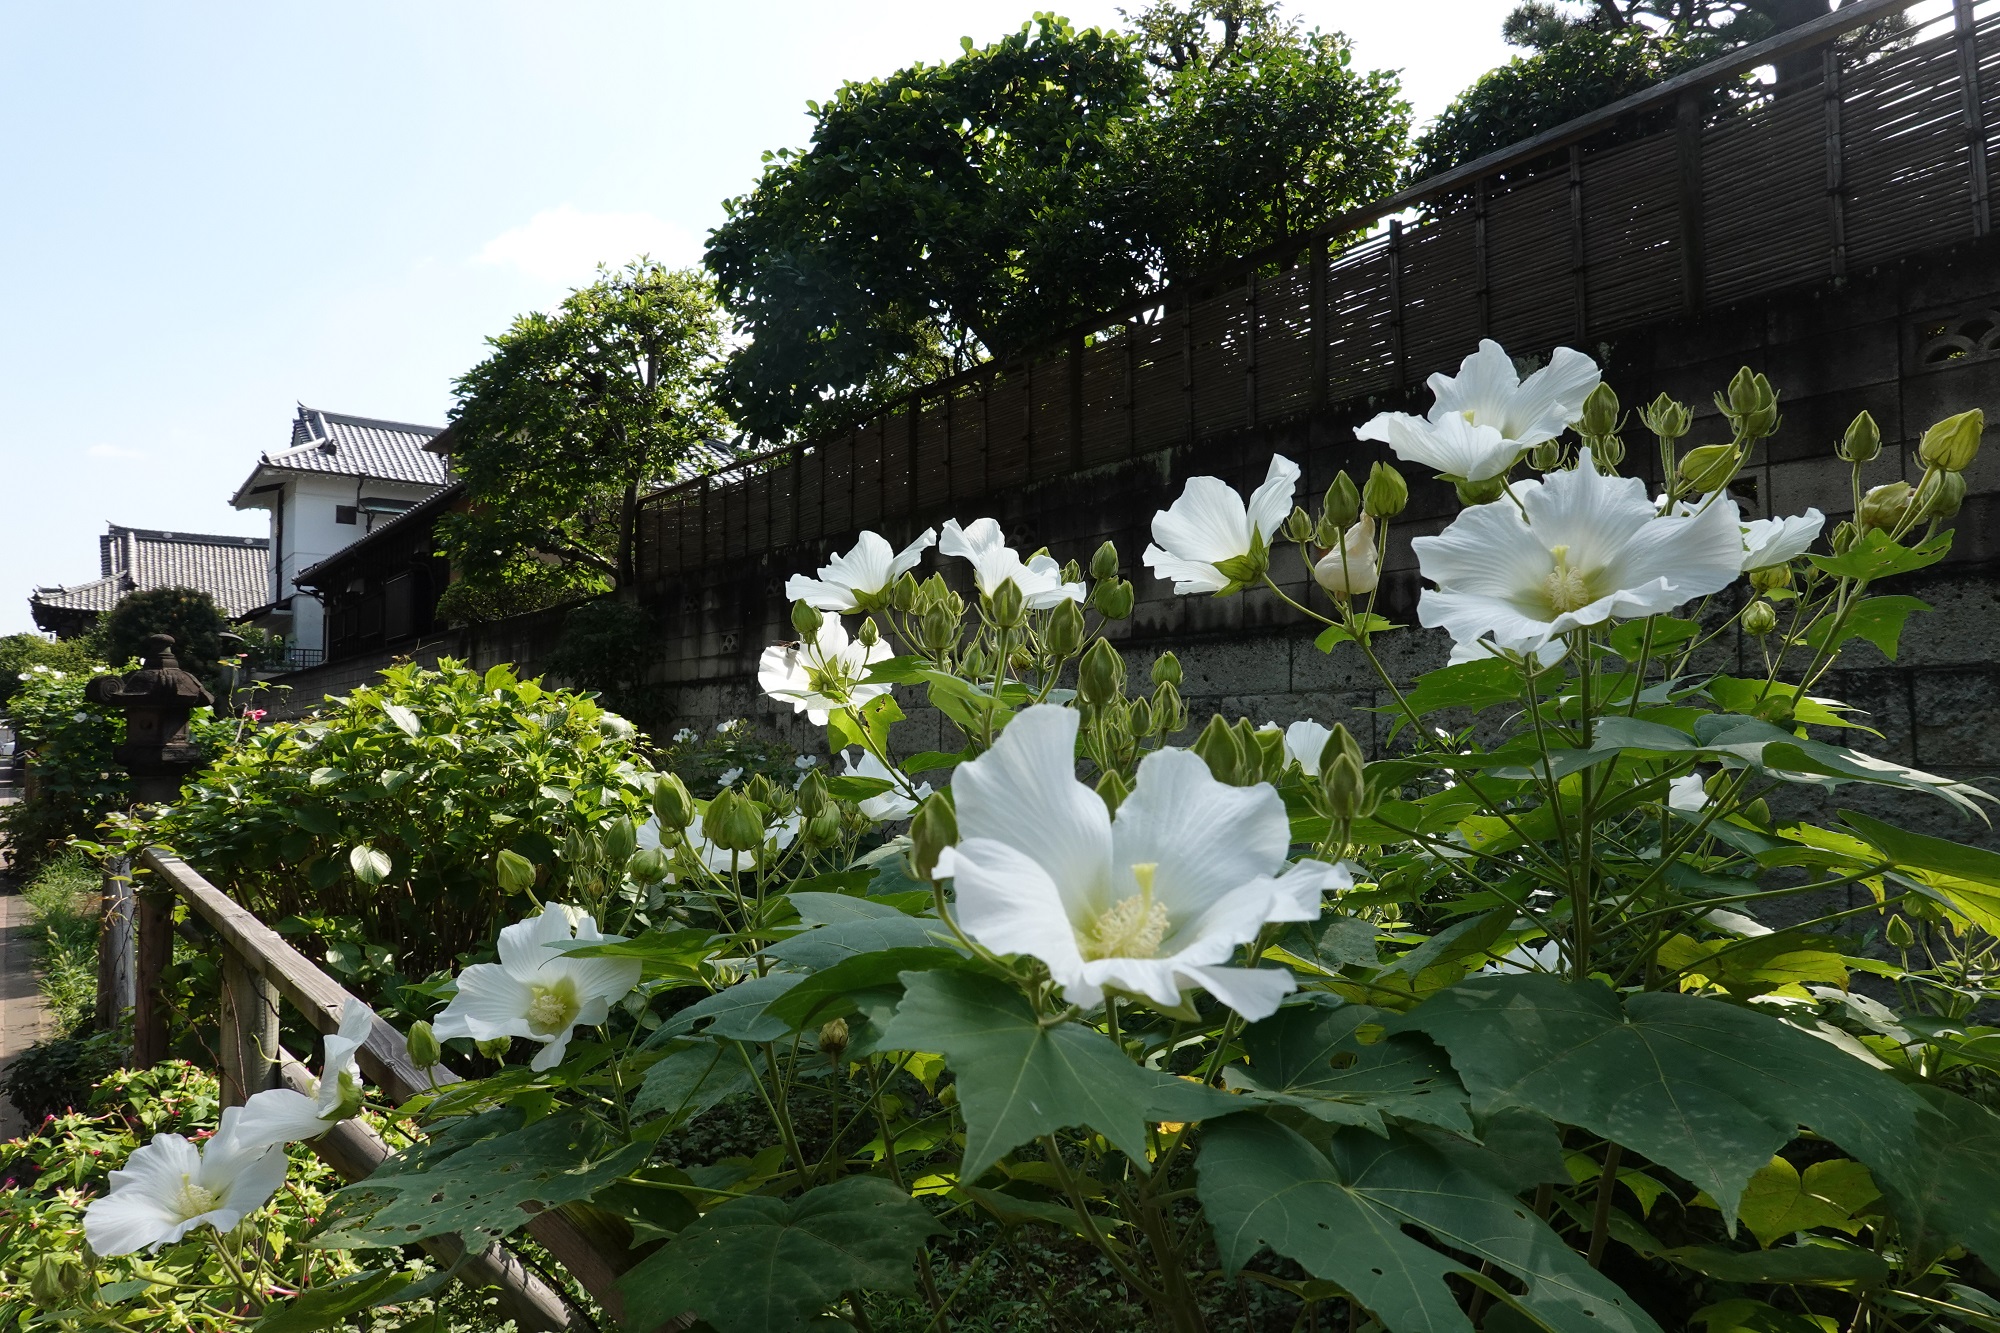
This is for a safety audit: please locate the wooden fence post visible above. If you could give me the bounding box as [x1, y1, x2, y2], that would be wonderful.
[133, 884, 173, 1065]
[94, 855, 134, 1030]
[219, 951, 279, 1107]
[1677, 88, 1707, 314]
[1956, 0, 1991, 237]
[1824, 44, 1848, 279]
[1386, 219, 1406, 392]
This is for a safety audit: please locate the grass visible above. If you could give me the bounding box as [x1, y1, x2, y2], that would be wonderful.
[19, 853, 99, 1035]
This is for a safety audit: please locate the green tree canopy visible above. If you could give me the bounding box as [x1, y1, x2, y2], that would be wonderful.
[98, 587, 233, 681]
[438, 261, 730, 596]
[707, 3, 1407, 441]
[0, 633, 100, 709]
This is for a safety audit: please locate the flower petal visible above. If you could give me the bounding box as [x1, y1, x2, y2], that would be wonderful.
[1245, 455, 1302, 543]
[1111, 748, 1289, 929]
[1175, 963, 1297, 1021]
[1741, 509, 1824, 570]
[1151, 476, 1252, 565]
[498, 905, 582, 980]
[1498, 345, 1601, 444]
[952, 706, 1112, 917]
[433, 965, 536, 1042]
[1427, 339, 1522, 425]
[227, 1088, 332, 1151]
[951, 836, 1092, 989]
[1283, 721, 1332, 776]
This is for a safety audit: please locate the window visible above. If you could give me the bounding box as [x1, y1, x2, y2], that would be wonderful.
[335, 505, 358, 525]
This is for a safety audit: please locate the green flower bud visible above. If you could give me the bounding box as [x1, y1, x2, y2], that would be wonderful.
[1151, 680, 1187, 735]
[1128, 695, 1154, 736]
[1677, 444, 1738, 495]
[1096, 768, 1131, 815]
[1916, 467, 1966, 520]
[791, 600, 823, 639]
[1454, 476, 1507, 507]
[1885, 914, 1916, 949]
[1193, 713, 1246, 785]
[1919, 408, 1984, 472]
[1592, 433, 1626, 469]
[807, 807, 844, 844]
[1743, 797, 1771, 827]
[1839, 410, 1882, 464]
[1078, 638, 1127, 705]
[476, 1037, 512, 1062]
[495, 848, 538, 896]
[1858, 481, 1913, 534]
[602, 816, 638, 870]
[407, 1019, 443, 1069]
[1726, 366, 1775, 418]
[1282, 505, 1315, 543]
[1241, 719, 1284, 783]
[1640, 393, 1693, 443]
[919, 606, 959, 654]
[1580, 382, 1620, 437]
[798, 768, 830, 818]
[1362, 462, 1408, 518]
[1090, 540, 1120, 582]
[1322, 471, 1362, 535]
[817, 1017, 850, 1061]
[1317, 723, 1366, 780]
[1529, 439, 1562, 471]
[1741, 600, 1778, 636]
[1044, 598, 1084, 658]
[628, 846, 671, 883]
[30, 1256, 86, 1310]
[1320, 755, 1367, 824]
[891, 572, 920, 612]
[1831, 519, 1858, 554]
[744, 774, 778, 808]
[909, 794, 958, 879]
[652, 774, 695, 830]
[1748, 562, 1793, 593]
[703, 789, 766, 854]
[1151, 651, 1182, 687]
[1090, 578, 1135, 620]
[1062, 559, 1084, 584]
[984, 578, 1027, 629]
[960, 645, 987, 680]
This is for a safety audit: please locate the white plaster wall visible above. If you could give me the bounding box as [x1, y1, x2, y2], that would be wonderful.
[270, 475, 440, 654]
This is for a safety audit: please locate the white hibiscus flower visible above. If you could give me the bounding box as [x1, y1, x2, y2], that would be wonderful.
[432, 904, 642, 1072]
[1740, 509, 1824, 571]
[758, 619, 893, 725]
[1484, 939, 1563, 975]
[1667, 773, 1709, 813]
[785, 529, 937, 612]
[227, 998, 373, 1151]
[841, 748, 933, 822]
[1411, 449, 1744, 655]
[1358, 340, 1602, 481]
[84, 1112, 288, 1255]
[1143, 455, 1300, 595]
[1311, 513, 1380, 598]
[1279, 720, 1333, 776]
[943, 706, 1348, 1020]
[938, 518, 1084, 610]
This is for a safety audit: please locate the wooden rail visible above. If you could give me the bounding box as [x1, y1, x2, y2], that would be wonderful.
[635, 0, 1998, 584]
[132, 848, 658, 1332]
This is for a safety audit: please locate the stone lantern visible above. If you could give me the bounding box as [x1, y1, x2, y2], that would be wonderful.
[83, 633, 216, 1035]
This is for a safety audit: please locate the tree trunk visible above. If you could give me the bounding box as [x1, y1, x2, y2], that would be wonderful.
[617, 474, 639, 596]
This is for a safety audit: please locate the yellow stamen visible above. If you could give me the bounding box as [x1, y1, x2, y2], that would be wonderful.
[525, 980, 581, 1036]
[1543, 544, 1593, 614]
[1083, 863, 1170, 960]
[175, 1176, 220, 1219]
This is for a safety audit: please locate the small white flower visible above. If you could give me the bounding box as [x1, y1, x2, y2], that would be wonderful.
[1740, 509, 1824, 571]
[946, 706, 1348, 1019]
[717, 766, 744, 787]
[673, 728, 697, 743]
[1358, 340, 1602, 481]
[794, 754, 818, 770]
[1667, 773, 1709, 813]
[841, 748, 933, 822]
[716, 719, 744, 735]
[1484, 939, 1562, 975]
[758, 620, 893, 725]
[1143, 455, 1299, 595]
[227, 998, 373, 1151]
[1411, 449, 1744, 656]
[83, 1112, 288, 1255]
[1280, 720, 1333, 776]
[1311, 513, 1380, 598]
[432, 904, 641, 1072]
[785, 529, 937, 613]
[938, 518, 1083, 609]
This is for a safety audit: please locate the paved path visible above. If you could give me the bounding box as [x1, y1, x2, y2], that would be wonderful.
[0, 804, 56, 1141]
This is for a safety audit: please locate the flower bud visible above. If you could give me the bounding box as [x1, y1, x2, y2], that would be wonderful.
[1916, 467, 1966, 520]
[1454, 476, 1506, 507]
[406, 1020, 443, 1069]
[1726, 367, 1775, 418]
[1528, 439, 1562, 471]
[495, 848, 538, 895]
[652, 774, 695, 830]
[798, 768, 830, 817]
[1193, 713, 1246, 785]
[1322, 471, 1362, 534]
[909, 794, 958, 879]
[1839, 410, 1881, 464]
[818, 1017, 850, 1061]
[1741, 600, 1778, 636]
[1743, 797, 1771, 827]
[1641, 393, 1692, 442]
[919, 606, 959, 654]
[1362, 462, 1408, 518]
[1580, 382, 1620, 437]
[1090, 540, 1120, 582]
[856, 617, 881, 648]
[1128, 695, 1154, 736]
[1096, 768, 1131, 815]
[1885, 914, 1916, 949]
[1151, 680, 1187, 735]
[1592, 433, 1626, 469]
[807, 807, 844, 844]
[602, 816, 638, 870]
[960, 645, 987, 679]
[1151, 651, 1182, 687]
[1748, 562, 1792, 593]
[791, 600, 823, 639]
[1241, 720, 1284, 783]
[891, 572, 920, 612]
[744, 773, 779, 808]
[1318, 722, 1366, 779]
[1044, 598, 1084, 658]
[703, 789, 766, 854]
[1831, 520, 1858, 554]
[1079, 638, 1127, 705]
[1281, 505, 1314, 544]
[1322, 752, 1367, 823]
[1919, 408, 1983, 472]
[477, 1037, 512, 1061]
[30, 1256, 86, 1309]
[1312, 513, 1380, 599]
[1091, 578, 1135, 620]
[1677, 444, 1738, 495]
[984, 578, 1027, 629]
[1062, 558, 1084, 584]
[1858, 481, 1913, 534]
[628, 846, 671, 883]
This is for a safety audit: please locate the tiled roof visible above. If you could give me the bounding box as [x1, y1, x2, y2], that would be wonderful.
[31, 525, 271, 620]
[233, 406, 449, 504]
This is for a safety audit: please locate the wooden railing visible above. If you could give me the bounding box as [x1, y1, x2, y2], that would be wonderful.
[129, 848, 653, 1332]
[635, 0, 1995, 582]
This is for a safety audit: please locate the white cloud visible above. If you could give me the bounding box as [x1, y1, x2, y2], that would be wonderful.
[87, 443, 147, 460]
[475, 205, 702, 287]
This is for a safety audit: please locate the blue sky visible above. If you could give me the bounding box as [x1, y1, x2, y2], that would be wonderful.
[0, 1, 1517, 635]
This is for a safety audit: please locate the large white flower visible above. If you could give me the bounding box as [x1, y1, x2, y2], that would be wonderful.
[758, 619, 893, 725]
[841, 748, 933, 822]
[432, 904, 642, 1072]
[84, 1111, 288, 1255]
[1358, 340, 1602, 481]
[227, 998, 373, 1151]
[944, 706, 1348, 1019]
[1740, 509, 1824, 571]
[1411, 449, 1744, 654]
[1143, 455, 1300, 595]
[938, 518, 1084, 610]
[1667, 773, 1709, 813]
[785, 529, 937, 613]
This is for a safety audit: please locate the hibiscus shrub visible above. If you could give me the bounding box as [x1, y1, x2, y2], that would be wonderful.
[110, 348, 2000, 1333]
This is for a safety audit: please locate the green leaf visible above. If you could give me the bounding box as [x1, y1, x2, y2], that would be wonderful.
[1840, 810, 2000, 934]
[767, 914, 942, 971]
[879, 970, 1235, 1180]
[761, 947, 968, 1028]
[381, 702, 422, 737]
[662, 974, 806, 1043]
[316, 1109, 654, 1254]
[563, 926, 714, 980]
[1732, 1157, 1881, 1247]
[1804, 595, 1930, 661]
[617, 1175, 942, 1333]
[633, 1041, 758, 1124]
[1385, 660, 1529, 739]
[250, 1268, 439, 1332]
[1196, 1115, 1662, 1333]
[1381, 908, 1512, 979]
[1609, 616, 1700, 660]
[1692, 1299, 1839, 1333]
[1226, 1002, 1472, 1136]
[348, 844, 392, 885]
[1806, 528, 1950, 581]
[1315, 615, 1398, 651]
[1665, 1241, 1889, 1287]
